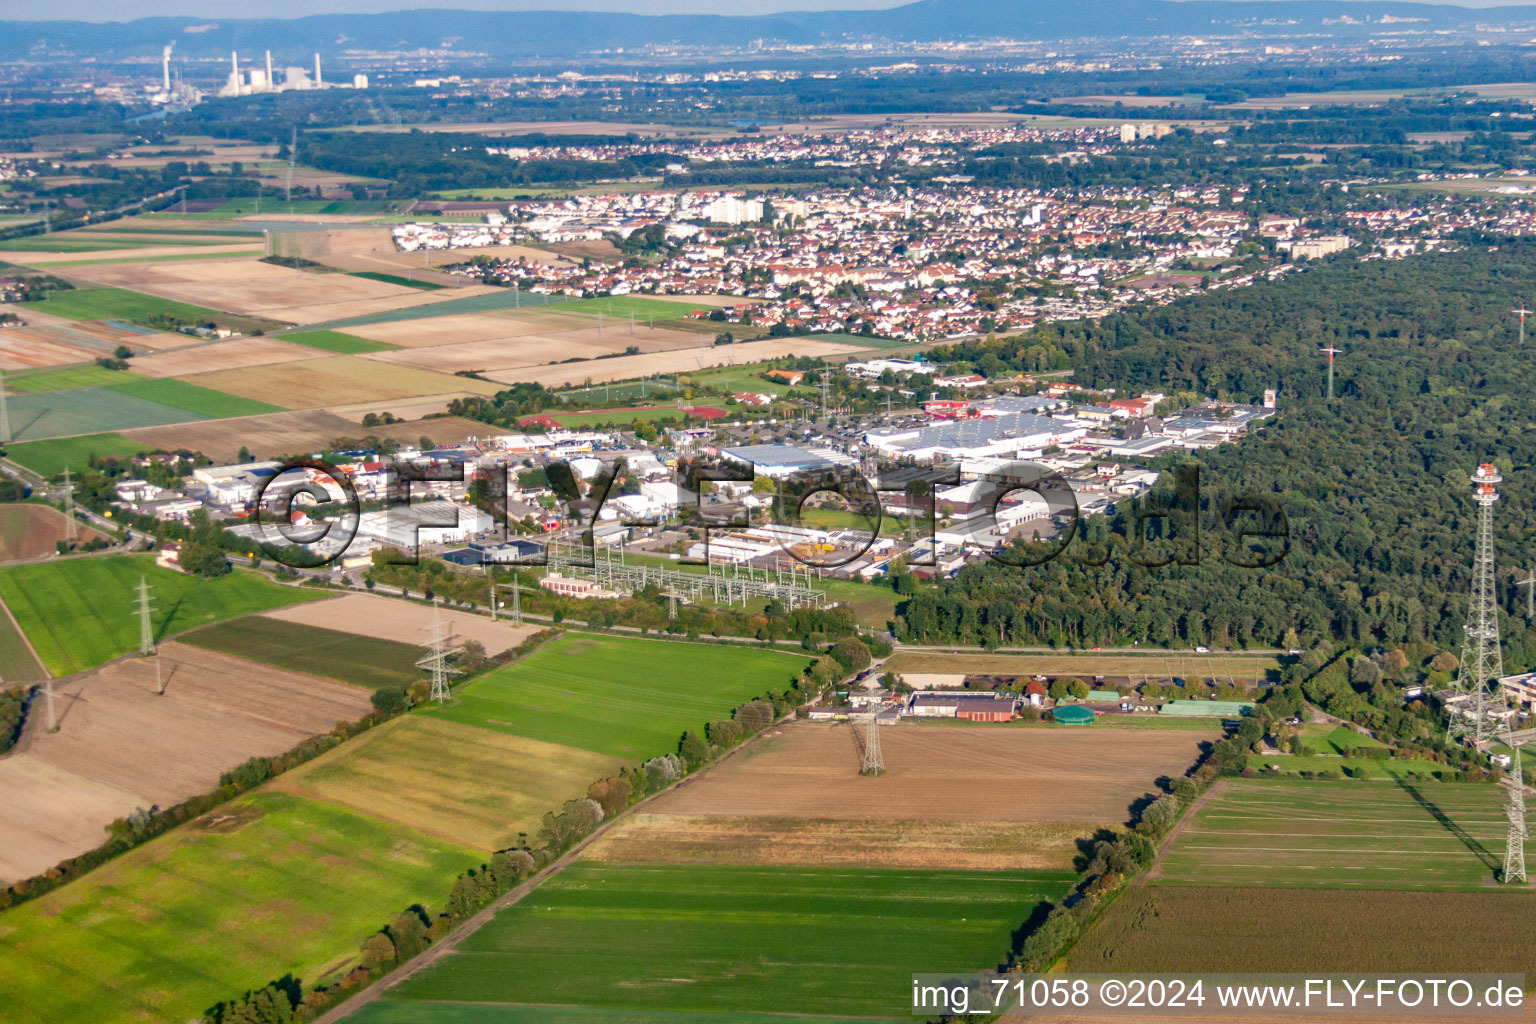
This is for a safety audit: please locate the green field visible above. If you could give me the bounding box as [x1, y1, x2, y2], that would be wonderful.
[426, 633, 810, 758]
[282, 330, 399, 354]
[0, 790, 478, 1024]
[0, 235, 227, 253]
[527, 404, 724, 429]
[18, 286, 231, 325]
[105, 378, 284, 418]
[1247, 751, 1456, 779]
[346, 271, 443, 291]
[554, 380, 680, 404]
[1066, 886, 1536, 976]
[0, 556, 326, 675]
[0, 596, 45, 681]
[3, 432, 149, 478]
[351, 1006, 885, 1024]
[375, 862, 1075, 1020]
[5, 387, 211, 442]
[6, 365, 145, 393]
[181, 615, 428, 691]
[546, 295, 710, 321]
[278, 715, 624, 850]
[1156, 780, 1508, 890]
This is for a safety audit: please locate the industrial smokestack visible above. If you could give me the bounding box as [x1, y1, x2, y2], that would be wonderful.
[265, 50, 273, 89]
[314, 52, 321, 86]
[162, 44, 173, 91]
[231, 50, 238, 76]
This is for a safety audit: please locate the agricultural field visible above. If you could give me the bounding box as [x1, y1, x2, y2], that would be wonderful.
[521, 403, 726, 429]
[587, 721, 1213, 870]
[0, 641, 372, 881]
[182, 355, 502, 409]
[261, 593, 542, 657]
[16, 285, 278, 334]
[545, 294, 731, 319]
[3, 431, 148, 478]
[0, 598, 45, 682]
[5, 365, 144, 393]
[426, 633, 810, 758]
[120, 411, 498, 463]
[0, 503, 104, 561]
[126, 337, 318, 378]
[1154, 779, 1509, 890]
[180, 616, 429, 692]
[0, 555, 325, 675]
[482, 337, 869, 390]
[884, 650, 1281, 681]
[347, 271, 443, 290]
[1065, 887, 1536, 975]
[274, 716, 623, 850]
[0, 790, 478, 1024]
[3, 386, 213, 441]
[282, 329, 399, 354]
[104, 378, 285, 418]
[372, 861, 1076, 1021]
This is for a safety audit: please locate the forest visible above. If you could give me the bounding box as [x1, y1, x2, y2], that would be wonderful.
[896, 239, 1536, 670]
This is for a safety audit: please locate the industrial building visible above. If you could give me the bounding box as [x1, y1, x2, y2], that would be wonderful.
[864, 413, 1086, 461]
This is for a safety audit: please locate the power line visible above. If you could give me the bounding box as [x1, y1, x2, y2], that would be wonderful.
[135, 575, 155, 656]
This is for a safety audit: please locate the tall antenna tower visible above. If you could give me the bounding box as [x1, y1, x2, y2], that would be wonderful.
[1503, 738, 1527, 883]
[1448, 464, 1505, 747]
[1515, 305, 1531, 347]
[1320, 344, 1341, 401]
[418, 599, 461, 703]
[859, 712, 884, 776]
[0, 366, 11, 444]
[135, 575, 155, 655]
[61, 466, 77, 543]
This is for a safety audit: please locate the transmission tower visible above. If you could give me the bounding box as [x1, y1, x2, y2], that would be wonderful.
[1521, 571, 1536, 620]
[859, 712, 884, 776]
[61, 466, 77, 543]
[42, 679, 57, 732]
[1516, 305, 1531, 347]
[1320, 344, 1341, 401]
[1503, 733, 1527, 883]
[418, 599, 461, 704]
[0, 366, 11, 444]
[134, 575, 155, 656]
[1447, 464, 1506, 747]
[666, 586, 678, 621]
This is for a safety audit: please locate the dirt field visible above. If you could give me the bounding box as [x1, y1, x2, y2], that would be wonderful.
[127, 337, 317, 378]
[362, 325, 712, 373]
[329, 393, 478, 422]
[181, 354, 503, 408]
[347, 309, 591, 348]
[121, 410, 498, 461]
[586, 721, 1212, 870]
[0, 243, 262, 265]
[0, 504, 104, 561]
[0, 641, 372, 882]
[0, 312, 194, 370]
[484, 337, 869, 389]
[262, 593, 541, 656]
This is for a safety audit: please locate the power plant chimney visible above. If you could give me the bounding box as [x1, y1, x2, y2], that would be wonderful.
[231, 50, 238, 77]
[162, 44, 172, 91]
[265, 50, 273, 88]
[314, 53, 322, 86]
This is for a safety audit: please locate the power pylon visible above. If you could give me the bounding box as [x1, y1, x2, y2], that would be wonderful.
[61, 466, 77, 543]
[418, 598, 461, 704]
[1521, 571, 1536, 619]
[1516, 305, 1531, 347]
[1320, 344, 1341, 401]
[0, 367, 11, 444]
[1448, 464, 1506, 747]
[859, 712, 884, 776]
[135, 575, 155, 656]
[1502, 733, 1527, 883]
[42, 679, 57, 732]
[666, 586, 678, 621]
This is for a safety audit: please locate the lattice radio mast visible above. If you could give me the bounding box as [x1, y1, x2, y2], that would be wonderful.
[1320, 344, 1341, 401]
[61, 466, 77, 543]
[1449, 465, 1506, 747]
[135, 575, 155, 656]
[859, 712, 884, 776]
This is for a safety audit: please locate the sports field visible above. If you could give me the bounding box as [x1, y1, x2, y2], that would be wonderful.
[0, 790, 478, 1024]
[374, 861, 1075, 1020]
[180, 616, 428, 691]
[275, 715, 623, 850]
[0, 556, 326, 675]
[1154, 779, 1509, 890]
[3, 432, 147, 477]
[283, 329, 399, 354]
[6, 365, 144, 393]
[424, 634, 811, 758]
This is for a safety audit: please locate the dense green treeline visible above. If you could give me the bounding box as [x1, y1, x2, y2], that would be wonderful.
[900, 241, 1536, 664]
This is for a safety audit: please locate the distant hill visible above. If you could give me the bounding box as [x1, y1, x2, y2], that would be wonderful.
[4, 0, 1536, 61]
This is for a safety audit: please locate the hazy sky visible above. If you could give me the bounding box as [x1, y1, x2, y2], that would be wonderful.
[1, 0, 1529, 22]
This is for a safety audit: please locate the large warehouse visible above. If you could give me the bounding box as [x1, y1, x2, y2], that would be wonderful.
[864, 413, 1087, 460]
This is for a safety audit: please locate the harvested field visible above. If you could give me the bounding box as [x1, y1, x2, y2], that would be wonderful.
[123, 336, 319, 378]
[885, 650, 1281, 680]
[181, 355, 503, 408]
[120, 411, 497, 462]
[0, 328, 106, 369]
[484, 338, 869, 389]
[0, 242, 261, 265]
[0, 641, 372, 882]
[273, 715, 622, 850]
[0, 503, 104, 561]
[362, 325, 709, 373]
[262, 593, 541, 656]
[330, 392, 478, 422]
[585, 721, 1213, 869]
[346, 308, 603, 348]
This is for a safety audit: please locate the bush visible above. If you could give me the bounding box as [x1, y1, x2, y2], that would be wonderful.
[370, 686, 409, 714]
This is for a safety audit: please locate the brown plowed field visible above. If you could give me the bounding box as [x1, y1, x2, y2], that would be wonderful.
[348, 309, 598, 347]
[121, 410, 498, 461]
[0, 503, 105, 561]
[0, 641, 372, 882]
[588, 721, 1213, 870]
[262, 593, 541, 656]
[181, 355, 501, 408]
[127, 337, 317, 378]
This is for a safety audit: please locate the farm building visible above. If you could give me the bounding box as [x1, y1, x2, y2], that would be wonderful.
[1051, 704, 1096, 725]
[1160, 699, 1255, 718]
[906, 693, 1016, 721]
